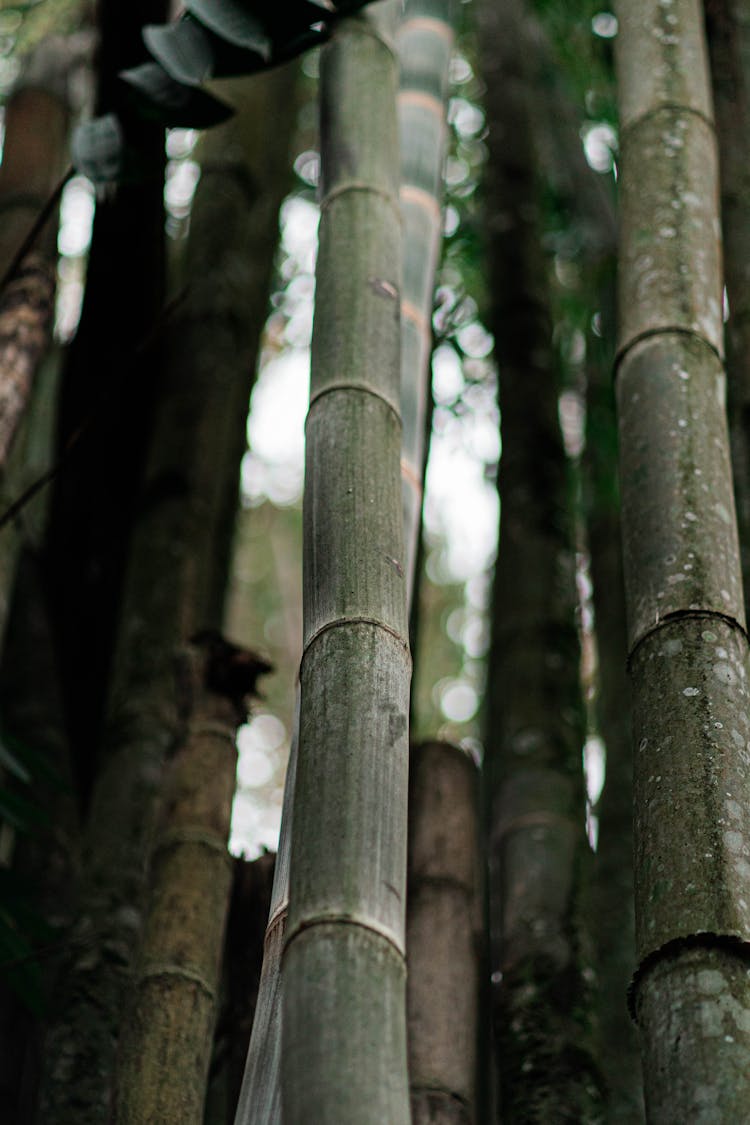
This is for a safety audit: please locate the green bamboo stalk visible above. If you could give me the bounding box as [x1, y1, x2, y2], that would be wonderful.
[407, 741, 480, 1125]
[397, 0, 454, 587]
[280, 4, 411, 1121]
[477, 0, 602, 1117]
[238, 11, 453, 1116]
[615, 1, 750, 1116]
[706, 0, 750, 607]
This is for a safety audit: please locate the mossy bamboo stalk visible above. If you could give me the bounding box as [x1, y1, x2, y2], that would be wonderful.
[397, 0, 454, 587]
[706, 0, 750, 607]
[615, 1, 750, 1116]
[478, 0, 602, 1116]
[407, 741, 480, 1125]
[240, 11, 453, 1115]
[39, 66, 294, 1122]
[280, 4, 411, 1121]
[114, 641, 268, 1124]
[111, 71, 293, 1124]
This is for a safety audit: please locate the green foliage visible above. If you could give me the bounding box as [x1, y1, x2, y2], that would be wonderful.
[72, 0, 378, 183]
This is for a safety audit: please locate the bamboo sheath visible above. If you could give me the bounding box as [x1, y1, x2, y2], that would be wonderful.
[280, 4, 412, 1122]
[615, 2, 750, 1117]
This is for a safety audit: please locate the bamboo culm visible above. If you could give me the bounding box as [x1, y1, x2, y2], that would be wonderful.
[615, 1, 750, 1116]
[280, 5, 412, 1121]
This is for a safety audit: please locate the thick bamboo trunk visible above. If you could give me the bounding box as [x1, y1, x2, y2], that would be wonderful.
[615, 2, 750, 1117]
[478, 0, 602, 1117]
[280, 5, 411, 1121]
[38, 62, 294, 1123]
[407, 741, 480, 1125]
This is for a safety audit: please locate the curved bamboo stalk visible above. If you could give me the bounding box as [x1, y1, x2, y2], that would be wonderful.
[280, 3, 411, 1121]
[615, 1, 750, 1115]
[397, 0, 455, 588]
[478, 0, 602, 1116]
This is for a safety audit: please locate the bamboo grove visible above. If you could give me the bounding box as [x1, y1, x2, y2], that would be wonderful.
[3, 0, 750, 1121]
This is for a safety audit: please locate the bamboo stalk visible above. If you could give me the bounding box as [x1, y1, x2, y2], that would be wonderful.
[407, 741, 480, 1125]
[615, 1, 750, 1116]
[114, 640, 269, 1123]
[280, 4, 411, 1121]
[397, 0, 455, 588]
[706, 0, 750, 607]
[39, 62, 294, 1122]
[477, 0, 602, 1116]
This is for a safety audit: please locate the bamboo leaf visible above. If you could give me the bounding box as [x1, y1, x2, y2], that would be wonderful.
[185, 0, 272, 55]
[144, 14, 264, 87]
[143, 18, 215, 86]
[120, 62, 233, 127]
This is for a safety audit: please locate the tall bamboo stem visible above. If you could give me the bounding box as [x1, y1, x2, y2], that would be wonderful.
[615, 1, 750, 1116]
[478, 0, 602, 1116]
[397, 0, 454, 587]
[280, 4, 411, 1120]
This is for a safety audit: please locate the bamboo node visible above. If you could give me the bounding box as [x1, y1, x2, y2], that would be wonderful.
[307, 380, 402, 425]
[619, 101, 715, 141]
[398, 89, 446, 123]
[400, 457, 423, 495]
[400, 182, 443, 224]
[398, 16, 454, 45]
[615, 324, 723, 375]
[400, 297, 431, 338]
[284, 911, 406, 962]
[187, 719, 236, 743]
[302, 615, 410, 662]
[137, 960, 217, 999]
[153, 828, 231, 859]
[319, 180, 400, 220]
